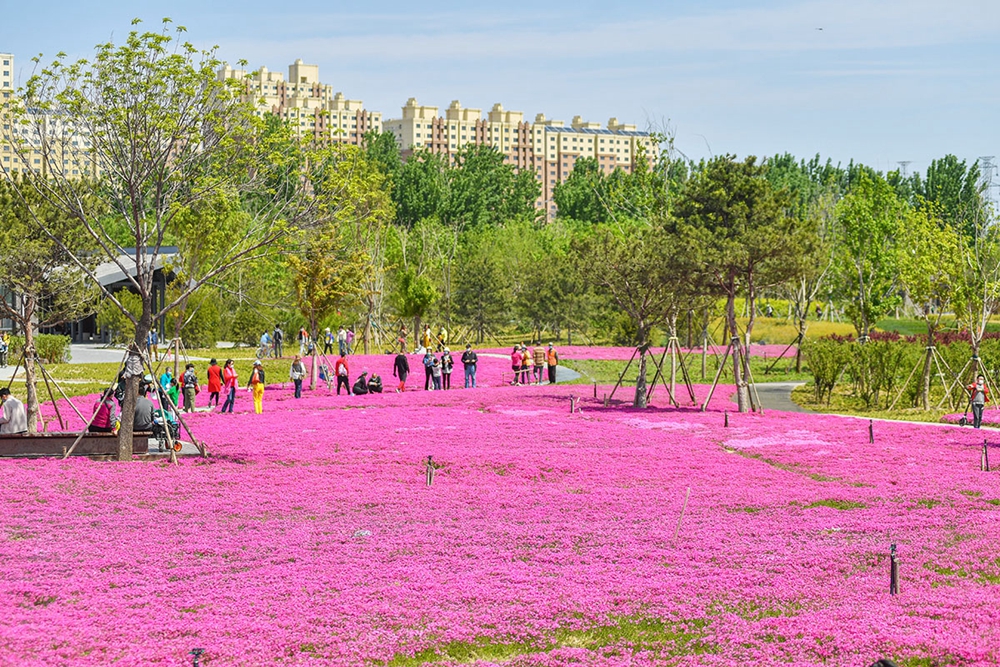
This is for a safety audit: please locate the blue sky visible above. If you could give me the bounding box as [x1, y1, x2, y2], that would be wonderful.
[4, 0, 999, 177]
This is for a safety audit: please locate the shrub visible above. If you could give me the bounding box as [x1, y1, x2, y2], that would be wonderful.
[803, 339, 849, 404]
[7, 334, 72, 364]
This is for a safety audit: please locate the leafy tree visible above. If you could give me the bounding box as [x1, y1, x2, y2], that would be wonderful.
[0, 175, 100, 430]
[910, 155, 985, 237]
[454, 229, 513, 344]
[392, 267, 438, 339]
[898, 203, 961, 408]
[394, 150, 446, 229]
[553, 157, 608, 223]
[673, 155, 799, 412]
[7, 20, 302, 459]
[363, 131, 402, 188]
[831, 171, 905, 339]
[576, 222, 678, 407]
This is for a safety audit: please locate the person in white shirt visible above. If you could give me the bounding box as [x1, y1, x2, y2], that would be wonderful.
[0, 388, 28, 434]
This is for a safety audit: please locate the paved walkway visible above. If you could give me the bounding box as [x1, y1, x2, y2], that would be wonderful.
[730, 381, 812, 413]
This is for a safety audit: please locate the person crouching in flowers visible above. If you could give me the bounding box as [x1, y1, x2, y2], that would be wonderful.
[249, 359, 266, 414]
[966, 374, 990, 429]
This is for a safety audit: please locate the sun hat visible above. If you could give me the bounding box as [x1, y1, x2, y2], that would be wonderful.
[253, 359, 261, 366]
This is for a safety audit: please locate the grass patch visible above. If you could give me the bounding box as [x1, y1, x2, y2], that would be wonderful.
[386, 615, 715, 666]
[563, 354, 812, 387]
[804, 499, 867, 510]
[790, 385, 950, 423]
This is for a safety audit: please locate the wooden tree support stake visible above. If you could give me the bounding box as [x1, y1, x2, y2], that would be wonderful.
[889, 543, 899, 595]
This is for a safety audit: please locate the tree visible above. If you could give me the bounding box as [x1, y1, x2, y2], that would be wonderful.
[6, 20, 302, 459]
[454, 229, 513, 344]
[831, 172, 905, 339]
[911, 155, 984, 238]
[897, 204, 961, 408]
[673, 155, 799, 412]
[0, 175, 99, 431]
[577, 223, 678, 407]
[392, 267, 438, 340]
[553, 157, 608, 223]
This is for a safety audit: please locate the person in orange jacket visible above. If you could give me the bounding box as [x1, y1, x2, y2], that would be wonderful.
[966, 374, 990, 429]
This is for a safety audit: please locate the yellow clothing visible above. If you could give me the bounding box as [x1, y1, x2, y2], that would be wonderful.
[252, 384, 264, 414]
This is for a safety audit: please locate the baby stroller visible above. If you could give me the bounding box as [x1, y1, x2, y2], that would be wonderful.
[152, 409, 181, 451]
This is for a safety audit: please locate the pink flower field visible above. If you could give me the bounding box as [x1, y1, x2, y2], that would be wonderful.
[3, 363, 1000, 666]
[478, 344, 797, 361]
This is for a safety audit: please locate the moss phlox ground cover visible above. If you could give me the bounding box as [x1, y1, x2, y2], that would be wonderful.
[2, 349, 998, 665]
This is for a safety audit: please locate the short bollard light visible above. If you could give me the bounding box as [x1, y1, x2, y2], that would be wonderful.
[982, 440, 990, 472]
[425, 455, 435, 487]
[724, 411, 729, 428]
[869, 419, 874, 444]
[889, 543, 899, 596]
[190, 648, 205, 667]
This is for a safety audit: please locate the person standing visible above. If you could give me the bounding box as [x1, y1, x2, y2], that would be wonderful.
[159, 369, 174, 396]
[346, 328, 355, 355]
[437, 327, 448, 352]
[431, 356, 443, 390]
[0, 388, 28, 434]
[290, 355, 306, 398]
[510, 346, 523, 386]
[421, 325, 433, 352]
[967, 374, 991, 429]
[297, 327, 307, 357]
[0, 335, 8, 368]
[393, 351, 410, 393]
[532, 345, 546, 385]
[206, 358, 223, 408]
[398, 324, 409, 354]
[337, 326, 348, 356]
[520, 345, 530, 385]
[146, 329, 159, 362]
[181, 363, 199, 413]
[220, 359, 238, 413]
[334, 354, 351, 395]
[462, 344, 478, 388]
[423, 350, 435, 390]
[322, 328, 334, 355]
[273, 325, 284, 358]
[249, 359, 266, 414]
[440, 348, 454, 390]
[546, 343, 559, 384]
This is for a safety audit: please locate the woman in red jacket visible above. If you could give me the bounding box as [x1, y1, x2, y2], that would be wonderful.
[220, 359, 239, 413]
[206, 358, 223, 408]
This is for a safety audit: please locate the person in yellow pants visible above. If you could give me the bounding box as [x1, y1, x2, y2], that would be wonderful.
[249, 359, 266, 414]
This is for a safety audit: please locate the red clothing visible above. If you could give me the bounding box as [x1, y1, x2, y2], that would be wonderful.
[206, 364, 223, 393]
[511, 351, 523, 367]
[335, 358, 349, 377]
[222, 365, 239, 389]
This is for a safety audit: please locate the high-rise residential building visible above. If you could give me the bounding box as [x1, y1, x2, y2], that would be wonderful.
[383, 98, 658, 216]
[217, 59, 382, 145]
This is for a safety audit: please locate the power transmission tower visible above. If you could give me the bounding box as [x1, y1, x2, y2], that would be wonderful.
[897, 161, 911, 178]
[979, 156, 997, 206]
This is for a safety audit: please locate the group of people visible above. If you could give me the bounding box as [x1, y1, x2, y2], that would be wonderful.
[510, 343, 559, 385]
[390, 343, 481, 392]
[259, 324, 357, 360]
[397, 324, 448, 354]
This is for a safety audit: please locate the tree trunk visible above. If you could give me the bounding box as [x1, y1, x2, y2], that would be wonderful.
[118, 307, 152, 462]
[920, 324, 935, 410]
[727, 290, 749, 413]
[634, 343, 648, 409]
[22, 296, 39, 433]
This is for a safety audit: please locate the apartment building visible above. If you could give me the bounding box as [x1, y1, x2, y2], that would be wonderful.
[384, 98, 658, 216]
[217, 59, 382, 145]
